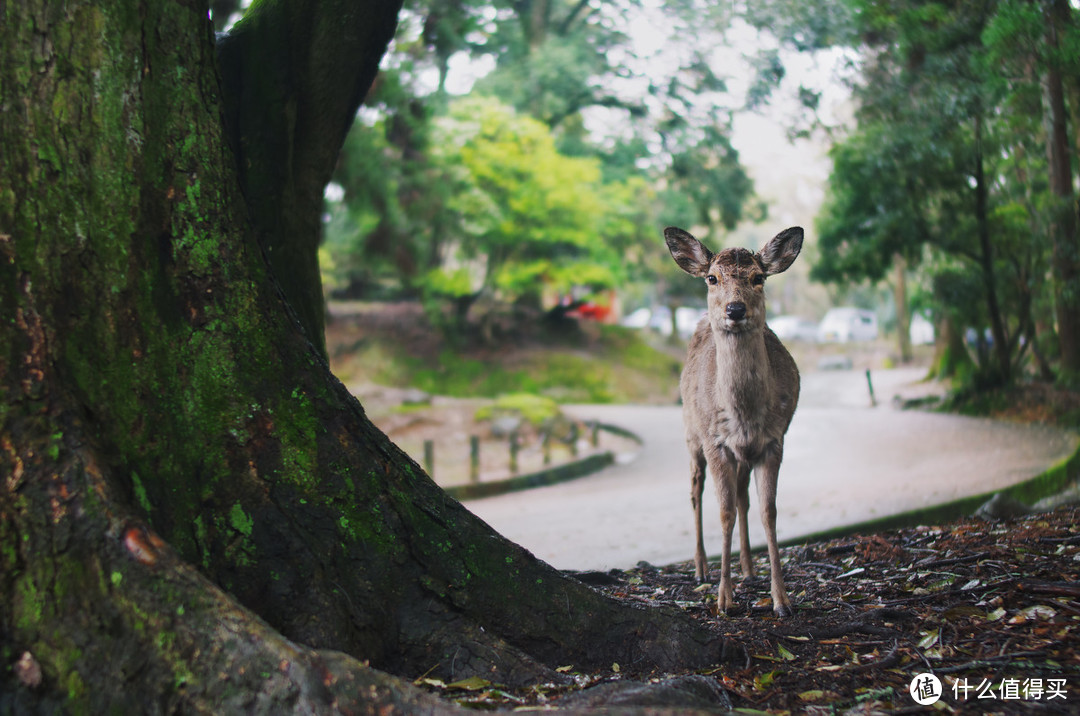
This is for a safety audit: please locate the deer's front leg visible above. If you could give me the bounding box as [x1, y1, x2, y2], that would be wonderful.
[707, 446, 738, 614]
[756, 445, 792, 617]
[736, 462, 753, 578]
[690, 448, 708, 581]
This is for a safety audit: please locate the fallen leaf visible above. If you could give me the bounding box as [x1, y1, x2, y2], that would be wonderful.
[555, 665, 574, 673]
[943, 605, 983, 621]
[754, 669, 779, 690]
[445, 676, 494, 691]
[777, 643, 797, 661]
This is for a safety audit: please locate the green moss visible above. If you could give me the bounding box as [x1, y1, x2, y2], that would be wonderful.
[130, 472, 152, 514]
[229, 502, 253, 536]
[14, 577, 44, 631]
[63, 669, 88, 708]
[277, 387, 318, 489]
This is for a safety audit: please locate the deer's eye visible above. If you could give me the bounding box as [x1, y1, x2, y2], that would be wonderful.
[752, 274, 765, 287]
[706, 275, 719, 285]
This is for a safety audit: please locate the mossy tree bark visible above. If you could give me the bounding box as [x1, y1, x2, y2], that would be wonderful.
[0, 1, 726, 710]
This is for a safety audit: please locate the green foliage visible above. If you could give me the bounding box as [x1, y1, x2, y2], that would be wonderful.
[813, 0, 1079, 383]
[422, 96, 644, 311]
[324, 0, 767, 325]
[474, 393, 561, 427]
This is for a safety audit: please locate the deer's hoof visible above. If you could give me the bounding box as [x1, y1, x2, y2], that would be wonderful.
[773, 603, 793, 618]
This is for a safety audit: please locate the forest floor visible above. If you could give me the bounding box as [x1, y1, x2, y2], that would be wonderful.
[421, 506, 1080, 714]
[329, 302, 1080, 713]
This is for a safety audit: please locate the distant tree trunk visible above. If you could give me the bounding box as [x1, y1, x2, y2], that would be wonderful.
[1041, 0, 1080, 375]
[0, 1, 725, 710]
[893, 254, 913, 363]
[929, 315, 974, 381]
[973, 111, 1011, 383]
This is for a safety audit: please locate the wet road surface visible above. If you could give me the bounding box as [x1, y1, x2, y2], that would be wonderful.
[463, 368, 1078, 571]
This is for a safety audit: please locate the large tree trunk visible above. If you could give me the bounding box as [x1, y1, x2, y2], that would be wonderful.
[216, 0, 403, 358]
[0, 0, 725, 709]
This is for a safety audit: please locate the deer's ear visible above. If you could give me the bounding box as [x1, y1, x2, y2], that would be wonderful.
[665, 227, 713, 278]
[758, 227, 803, 276]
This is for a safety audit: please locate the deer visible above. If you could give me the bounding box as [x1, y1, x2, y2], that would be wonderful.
[664, 225, 803, 617]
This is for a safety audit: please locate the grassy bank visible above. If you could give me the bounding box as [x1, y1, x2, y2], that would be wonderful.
[326, 302, 683, 404]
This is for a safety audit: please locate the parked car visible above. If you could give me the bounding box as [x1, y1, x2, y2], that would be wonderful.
[909, 312, 935, 345]
[621, 306, 706, 337]
[817, 307, 878, 342]
[674, 307, 706, 337]
[769, 315, 818, 342]
[620, 307, 652, 329]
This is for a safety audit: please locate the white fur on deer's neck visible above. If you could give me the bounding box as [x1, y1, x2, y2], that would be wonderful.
[711, 324, 773, 464]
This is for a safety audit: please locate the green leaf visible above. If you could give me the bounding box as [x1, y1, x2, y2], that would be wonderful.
[445, 676, 495, 691]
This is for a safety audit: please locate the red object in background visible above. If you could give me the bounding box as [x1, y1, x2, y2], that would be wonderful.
[567, 302, 611, 321]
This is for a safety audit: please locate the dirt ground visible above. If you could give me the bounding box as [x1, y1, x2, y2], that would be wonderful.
[423, 506, 1080, 714]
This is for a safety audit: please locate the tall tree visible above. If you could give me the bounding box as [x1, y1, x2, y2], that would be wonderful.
[0, 0, 725, 709]
[1038, 0, 1080, 374]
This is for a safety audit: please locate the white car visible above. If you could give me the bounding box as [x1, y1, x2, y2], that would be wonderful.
[620, 307, 652, 329]
[910, 312, 935, 345]
[621, 306, 706, 337]
[769, 315, 819, 342]
[817, 307, 878, 342]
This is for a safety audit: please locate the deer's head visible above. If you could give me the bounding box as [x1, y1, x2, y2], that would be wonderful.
[665, 226, 803, 335]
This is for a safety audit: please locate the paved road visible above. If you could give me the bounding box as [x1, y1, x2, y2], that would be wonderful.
[464, 368, 1079, 571]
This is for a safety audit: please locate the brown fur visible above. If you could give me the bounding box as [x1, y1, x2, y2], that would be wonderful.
[665, 225, 803, 617]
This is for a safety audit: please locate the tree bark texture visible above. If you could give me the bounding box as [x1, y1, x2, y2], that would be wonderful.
[972, 111, 1011, 382]
[0, 1, 726, 709]
[216, 0, 403, 358]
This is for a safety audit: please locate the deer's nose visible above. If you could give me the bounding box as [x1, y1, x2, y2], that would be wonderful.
[725, 302, 747, 321]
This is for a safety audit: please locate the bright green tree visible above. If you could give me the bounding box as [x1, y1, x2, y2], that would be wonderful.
[425, 97, 643, 320]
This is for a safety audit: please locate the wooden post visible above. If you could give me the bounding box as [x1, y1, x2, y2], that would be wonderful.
[542, 428, 551, 466]
[589, 421, 599, 447]
[509, 431, 520, 474]
[469, 435, 480, 483]
[569, 423, 579, 457]
[423, 440, 435, 477]
[865, 369, 877, 408]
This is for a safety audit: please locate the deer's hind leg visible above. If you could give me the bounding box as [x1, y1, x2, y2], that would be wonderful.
[756, 444, 792, 617]
[689, 444, 708, 582]
[736, 461, 754, 578]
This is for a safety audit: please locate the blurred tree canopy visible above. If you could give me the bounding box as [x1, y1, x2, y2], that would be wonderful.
[321, 0, 763, 330]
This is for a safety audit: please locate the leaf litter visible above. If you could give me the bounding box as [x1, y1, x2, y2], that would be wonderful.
[421, 505, 1080, 713]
